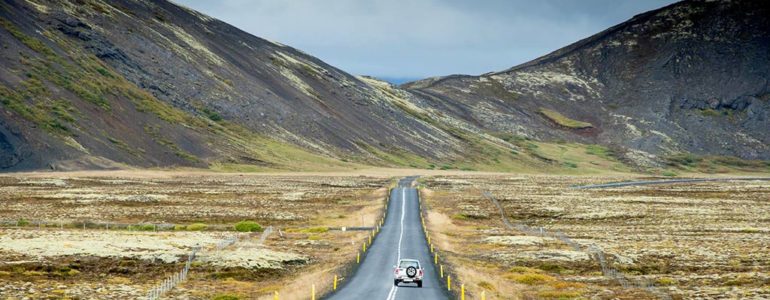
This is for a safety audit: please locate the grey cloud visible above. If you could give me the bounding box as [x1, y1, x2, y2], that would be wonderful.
[173, 0, 676, 80]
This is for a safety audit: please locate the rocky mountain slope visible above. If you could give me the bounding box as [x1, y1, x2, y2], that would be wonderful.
[404, 0, 770, 167]
[0, 0, 476, 170]
[0, 0, 767, 172]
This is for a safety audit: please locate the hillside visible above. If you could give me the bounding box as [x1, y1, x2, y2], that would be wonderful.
[0, 0, 476, 171]
[404, 0, 770, 168]
[0, 0, 768, 173]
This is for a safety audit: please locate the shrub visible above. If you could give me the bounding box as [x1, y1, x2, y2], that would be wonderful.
[186, 223, 208, 231]
[129, 224, 155, 231]
[656, 277, 676, 286]
[17, 218, 30, 226]
[234, 221, 262, 232]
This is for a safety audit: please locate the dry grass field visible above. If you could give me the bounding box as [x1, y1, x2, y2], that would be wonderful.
[420, 175, 770, 300]
[0, 172, 392, 299]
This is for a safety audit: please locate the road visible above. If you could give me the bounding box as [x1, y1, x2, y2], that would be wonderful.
[326, 177, 448, 300]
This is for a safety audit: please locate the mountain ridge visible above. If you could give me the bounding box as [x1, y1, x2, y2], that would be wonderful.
[0, 0, 768, 173]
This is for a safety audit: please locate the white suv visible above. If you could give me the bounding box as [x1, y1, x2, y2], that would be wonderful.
[393, 259, 423, 287]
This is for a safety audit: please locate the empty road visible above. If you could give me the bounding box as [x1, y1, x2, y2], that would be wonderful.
[326, 177, 447, 300]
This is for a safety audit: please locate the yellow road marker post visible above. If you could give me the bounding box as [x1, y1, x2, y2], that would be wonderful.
[311, 284, 315, 300]
[440, 265, 443, 278]
[334, 275, 338, 290]
[461, 284, 465, 300]
[447, 275, 451, 291]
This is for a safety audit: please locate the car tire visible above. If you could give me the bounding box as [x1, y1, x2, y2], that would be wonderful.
[417, 280, 422, 288]
[394, 279, 399, 286]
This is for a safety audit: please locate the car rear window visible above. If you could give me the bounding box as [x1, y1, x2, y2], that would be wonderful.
[399, 261, 419, 268]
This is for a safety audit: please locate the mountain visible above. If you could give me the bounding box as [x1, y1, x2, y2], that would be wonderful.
[0, 0, 767, 172]
[0, 0, 480, 171]
[403, 0, 770, 167]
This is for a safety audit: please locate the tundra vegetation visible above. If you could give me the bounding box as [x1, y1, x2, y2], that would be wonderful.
[420, 175, 770, 300]
[0, 173, 390, 299]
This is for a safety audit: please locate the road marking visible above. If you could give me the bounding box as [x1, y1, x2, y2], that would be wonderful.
[386, 188, 407, 300]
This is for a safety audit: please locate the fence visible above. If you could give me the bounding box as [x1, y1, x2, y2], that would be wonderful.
[482, 191, 672, 300]
[144, 226, 273, 300]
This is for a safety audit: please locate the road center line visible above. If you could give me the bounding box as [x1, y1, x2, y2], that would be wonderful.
[386, 188, 407, 300]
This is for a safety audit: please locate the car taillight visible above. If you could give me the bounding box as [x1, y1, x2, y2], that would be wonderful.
[394, 268, 400, 275]
[419, 269, 423, 276]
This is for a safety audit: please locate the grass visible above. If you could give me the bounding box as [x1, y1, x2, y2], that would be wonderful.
[186, 223, 208, 231]
[664, 153, 770, 173]
[536, 290, 583, 299]
[506, 272, 556, 285]
[234, 221, 262, 232]
[212, 295, 240, 300]
[585, 144, 615, 160]
[656, 277, 676, 286]
[477, 281, 496, 291]
[700, 108, 721, 117]
[539, 108, 593, 129]
[128, 224, 155, 231]
[300, 226, 329, 234]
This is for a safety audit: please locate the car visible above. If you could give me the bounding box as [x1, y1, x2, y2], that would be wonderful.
[393, 259, 423, 287]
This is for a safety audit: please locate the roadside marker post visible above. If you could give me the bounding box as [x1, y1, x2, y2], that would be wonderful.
[334, 275, 338, 290]
[274, 291, 279, 300]
[481, 290, 486, 300]
[363, 242, 366, 252]
[447, 275, 451, 291]
[434, 253, 438, 264]
[311, 284, 315, 300]
[440, 265, 443, 278]
[461, 284, 465, 300]
[356, 252, 360, 263]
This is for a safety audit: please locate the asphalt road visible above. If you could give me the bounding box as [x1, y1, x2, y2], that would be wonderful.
[326, 177, 448, 300]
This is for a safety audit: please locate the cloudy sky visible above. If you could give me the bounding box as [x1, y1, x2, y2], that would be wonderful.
[174, 0, 676, 83]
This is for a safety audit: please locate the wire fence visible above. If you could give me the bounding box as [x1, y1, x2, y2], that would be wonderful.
[482, 191, 672, 300]
[144, 226, 274, 300]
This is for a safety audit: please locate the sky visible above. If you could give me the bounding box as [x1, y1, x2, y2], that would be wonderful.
[174, 0, 677, 83]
